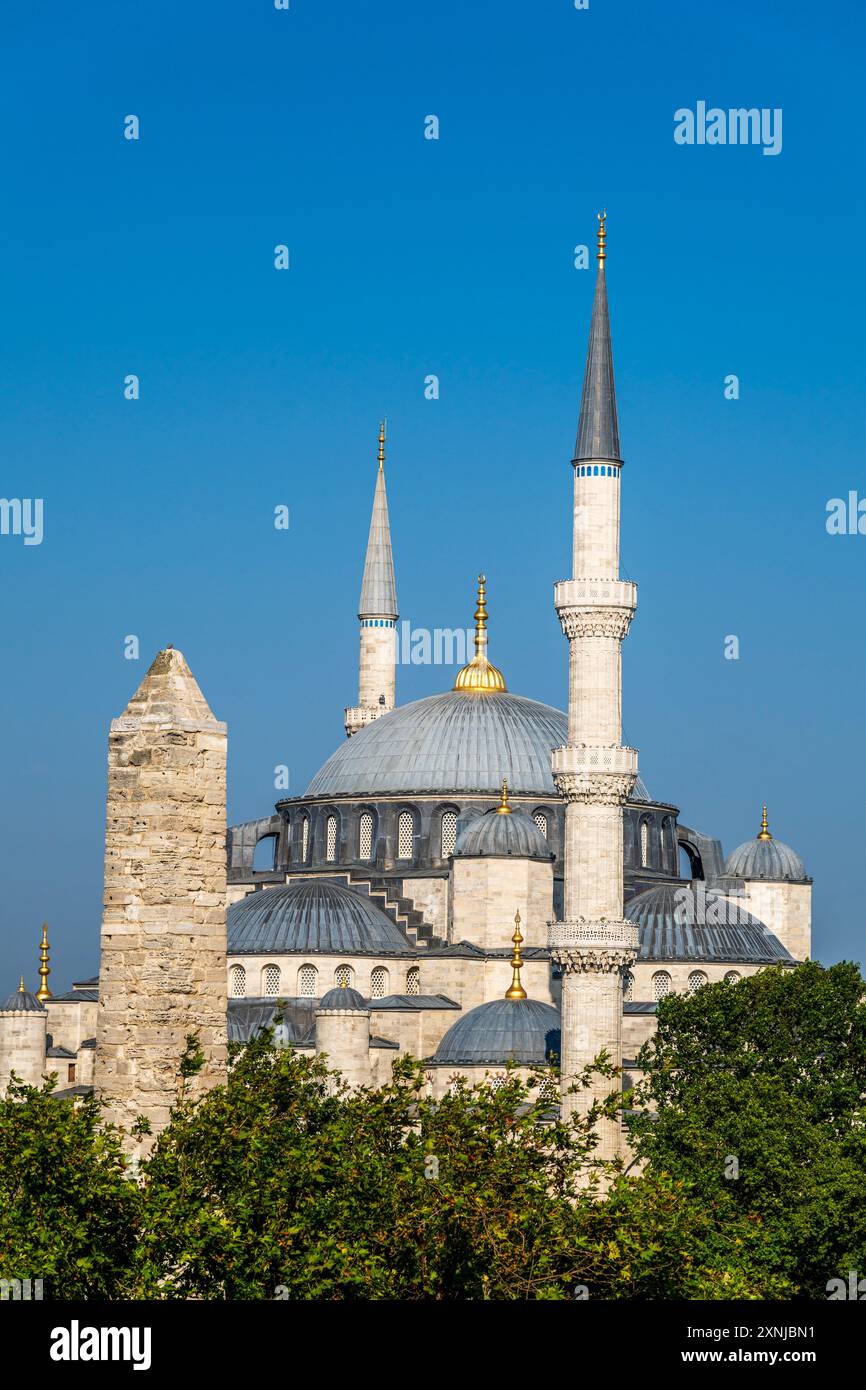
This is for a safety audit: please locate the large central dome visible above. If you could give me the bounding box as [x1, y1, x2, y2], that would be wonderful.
[306, 690, 650, 800]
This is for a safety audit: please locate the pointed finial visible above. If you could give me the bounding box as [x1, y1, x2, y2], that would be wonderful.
[496, 779, 512, 815]
[596, 209, 607, 265]
[453, 575, 507, 693]
[758, 804, 772, 841]
[18, 976, 25, 993]
[377, 419, 387, 471]
[36, 921, 52, 1002]
[505, 911, 527, 1001]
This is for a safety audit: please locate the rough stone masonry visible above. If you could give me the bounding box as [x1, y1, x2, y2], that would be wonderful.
[94, 647, 227, 1146]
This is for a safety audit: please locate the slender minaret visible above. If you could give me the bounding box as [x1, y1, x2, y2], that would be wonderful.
[344, 422, 398, 737]
[549, 213, 639, 1161]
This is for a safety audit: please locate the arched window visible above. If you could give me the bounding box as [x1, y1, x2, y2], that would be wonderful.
[230, 964, 246, 998]
[490, 1076, 506, 1093]
[300, 815, 310, 862]
[538, 1075, 558, 1102]
[253, 835, 277, 872]
[334, 964, 354, 989]
[406, 966, 420, 996]
[533, 811, 549, 839]
[640, 818, 650, 867]
[298, 964, 317, 997]
[623, 971, 634, 1002]
[724, 970, 741, 983]
[397, 811, 414, 861]
[687, 970, 707, 994]
[326, 814, 338, 863]
[440, 811, 458, 859]
[652, 971, 671, 1001]
[263, 964, 281, 996]
[661, 816, 673, 873]
[370, 966, 388, 999]
[359, 812, 374, 860]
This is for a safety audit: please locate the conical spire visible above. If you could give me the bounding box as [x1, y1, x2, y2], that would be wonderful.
[573, 211, 621, 465]
[358, 421, 398, 620]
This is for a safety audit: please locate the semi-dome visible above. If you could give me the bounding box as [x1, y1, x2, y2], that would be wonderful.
[454, 792, 552, 860]
[228, 879, 414, 957]
[626, 882, 793, 964]
[318, 985, 368, 1011]
[431, 997, 560, 1066]
[724, 808, 806, 882]
[306, 689, 653, 801]
[1, 979, 46, 1013]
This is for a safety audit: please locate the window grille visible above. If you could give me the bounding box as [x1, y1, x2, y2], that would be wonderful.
[263, 964, 280, 996]
[335, 964, 354, 989]
[533, 811, 548, 838]
[652, 971, 671, 1001]
[640, 819, 650, 867]
[326, 815, 338, 862]
[230, 965, 246, 998]
[359, 812, 374, 859]
[406, 966, 420, 996]
[687, 971, 707, 994]
[440, 811, 457, 859]
[623, 971, 634, 1002]
[370, 967, 388, 999]
[301, 816, 309, 861]
[298, 964, 317, 997]
[398, 812, 414, 860]
[724, 970, 741, 983]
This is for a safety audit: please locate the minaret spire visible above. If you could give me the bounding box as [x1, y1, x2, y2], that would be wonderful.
[574, 211, 621, 467]
[345, 423, 399, 737]
[548, 212, 639, 1165]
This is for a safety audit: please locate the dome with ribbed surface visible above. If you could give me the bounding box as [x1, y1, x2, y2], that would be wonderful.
[228, 879, 414, 957]
[454, 808, 552, 860]
[306, 690, 653, 801]
[431, 998, 560, 1066]
[1, 982, 46, 1013]
[724, 837, 807, 882]
[318, 985, 368, 1011]
[626, 883, 793, 964]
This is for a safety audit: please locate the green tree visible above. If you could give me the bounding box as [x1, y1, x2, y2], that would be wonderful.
[630, 960, 866, 1296]
[0, 1076, 140, 1298]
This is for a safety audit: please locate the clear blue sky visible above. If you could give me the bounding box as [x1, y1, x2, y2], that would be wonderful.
[1, 0, 864, 988]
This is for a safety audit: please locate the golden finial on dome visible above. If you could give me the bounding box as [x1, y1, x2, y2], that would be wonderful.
[758, 804, 772, 841]
[505, 911, 527, 1001]
[36, 922, 52, 1002]
[597, 209, 607, 264]
[453, 574, 507, 693]
[18, 975, 25, 993]
[495, 779, 512, 815]
[377, 419, 386, 470]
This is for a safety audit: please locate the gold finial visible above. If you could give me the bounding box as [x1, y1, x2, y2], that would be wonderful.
[496, 779, 512, 815]
[377, 419, 387, 470]
[505, 911, 527, 1001]
[758, 804, 772, 841]
[596, 209, 607, 264]
[36, 922, 52, 1002]
[453, 575, 507, 693]
[17, 975, 25, 994]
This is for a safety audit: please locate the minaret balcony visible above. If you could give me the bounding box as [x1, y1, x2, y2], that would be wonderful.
[554, 578, 637, 614]
[551, 744, 639, 805]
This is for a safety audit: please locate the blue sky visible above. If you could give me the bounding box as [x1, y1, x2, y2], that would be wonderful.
[1, 0, 864, 987]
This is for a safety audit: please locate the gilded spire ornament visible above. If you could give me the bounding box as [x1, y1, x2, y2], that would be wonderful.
[377, 419, 386, 470]
[453, 575, 507, 693]
[495, 779, 512, 815]
[505, 911, 527, 1001]
[18, 975, 25, 993]
[596, 209, 607, 264]
[36, 922, 52, 1001]
[758, 804, 772, 841]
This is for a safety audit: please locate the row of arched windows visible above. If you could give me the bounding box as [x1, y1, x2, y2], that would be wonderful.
[229, 963, 421, 999]
[649, 969, 740, 1001]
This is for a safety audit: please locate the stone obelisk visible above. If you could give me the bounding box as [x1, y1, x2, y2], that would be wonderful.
[94, 647, 228, 1147]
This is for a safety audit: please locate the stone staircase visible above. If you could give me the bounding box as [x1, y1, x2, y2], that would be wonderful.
[345, 869, 444, 950]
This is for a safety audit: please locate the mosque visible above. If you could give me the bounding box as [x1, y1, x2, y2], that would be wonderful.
[0, 216, 812, 1157]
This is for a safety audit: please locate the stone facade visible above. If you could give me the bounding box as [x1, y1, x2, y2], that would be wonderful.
[93, 648, 228, 1147]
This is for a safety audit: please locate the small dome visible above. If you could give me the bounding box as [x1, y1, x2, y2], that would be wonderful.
[432, 998, 560, 1066]
[723, 806, 807, 882]
[1, 979, 46, 1014]
[626, 883, 793, 964]
[454, 807, 552, 860]
[228, 879, 413, 957]
[318, 985, 368, 1011]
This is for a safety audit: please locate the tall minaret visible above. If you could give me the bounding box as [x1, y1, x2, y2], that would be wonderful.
[549, 213, 639, 1161]
[344, 422, 398, 737]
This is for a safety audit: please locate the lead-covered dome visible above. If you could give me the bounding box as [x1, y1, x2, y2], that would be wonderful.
[454, 807, 552, 860]
[626, 883, 793, 964]
[723, 805, 807, 882]
[1, 980, 46, 1013]
[228, 879, 414, 957]
[318, 985, 368, 1011]
[431, 998, 560, 1066]
[306, 690, 652, 801]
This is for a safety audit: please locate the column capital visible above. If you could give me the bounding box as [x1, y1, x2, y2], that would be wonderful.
[551, 744, 638, 804]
